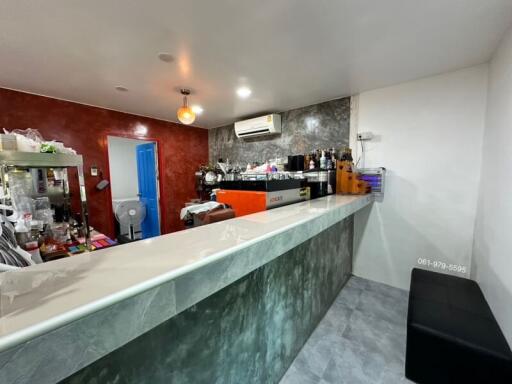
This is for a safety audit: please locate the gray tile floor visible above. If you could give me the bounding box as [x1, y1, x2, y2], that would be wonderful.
[280, 276, 414, 384]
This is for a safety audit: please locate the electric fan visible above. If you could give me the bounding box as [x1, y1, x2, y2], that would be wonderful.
[113, 200, 146, 241]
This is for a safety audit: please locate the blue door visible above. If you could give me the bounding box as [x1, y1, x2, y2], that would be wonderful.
[136, 142, 161, 238]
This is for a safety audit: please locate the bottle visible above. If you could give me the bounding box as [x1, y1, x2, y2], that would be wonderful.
[345, 147, 353, 162]
[326, 153, 333, 170]
[320, 150, 327, 169]
[330, 148, 336, 168]
[340, 149, 346, 162]
[15, 218, 31, 249]
[340, 147, 353, 162]
[309, 159, 315, 170]
[304, 153, 310, 170]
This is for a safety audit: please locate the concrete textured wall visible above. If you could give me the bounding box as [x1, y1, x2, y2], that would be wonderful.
[208, 97, 351, 165]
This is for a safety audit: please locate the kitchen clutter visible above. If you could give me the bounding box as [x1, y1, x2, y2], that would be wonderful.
[189, 147, 379, 221]
[0, 129, 116, 271]
[0, 166, 87, 270]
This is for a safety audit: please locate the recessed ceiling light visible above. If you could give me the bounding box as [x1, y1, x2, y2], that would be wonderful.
[115, 86, 128, 92]
[191, 105, 204, 114]
[236, 86, 252, 98]
[158, 52, 175, 63]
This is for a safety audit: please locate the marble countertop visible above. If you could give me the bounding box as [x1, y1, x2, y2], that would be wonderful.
[0, 194, 372, 383]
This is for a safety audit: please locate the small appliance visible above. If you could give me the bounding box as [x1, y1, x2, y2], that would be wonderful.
[217, 177, 307, 217]
[113, 199, 146, 241]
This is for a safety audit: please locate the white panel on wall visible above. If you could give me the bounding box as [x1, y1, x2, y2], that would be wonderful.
[472, 26, 512, 345]
[352, 64, 488, 290]
[107, 136, 148, 200]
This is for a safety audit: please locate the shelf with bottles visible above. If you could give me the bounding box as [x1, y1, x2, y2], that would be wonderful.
[0, 153, 92, 270]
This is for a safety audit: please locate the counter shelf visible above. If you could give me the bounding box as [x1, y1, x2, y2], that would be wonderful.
[0, 151, 91, 255]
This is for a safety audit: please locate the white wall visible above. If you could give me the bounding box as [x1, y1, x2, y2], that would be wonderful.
[352, 65, 488, 290]
[107, 136, 147, 200]
[472, 26, 512, 344]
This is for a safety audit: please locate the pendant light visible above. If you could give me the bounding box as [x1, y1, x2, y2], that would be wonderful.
[177, 89, 196, 125]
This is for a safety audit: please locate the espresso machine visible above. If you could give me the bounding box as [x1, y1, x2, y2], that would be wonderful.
[195, 169, 219, 201]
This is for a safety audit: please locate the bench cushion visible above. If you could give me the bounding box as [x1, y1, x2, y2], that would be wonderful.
[406, 268, 512, 383]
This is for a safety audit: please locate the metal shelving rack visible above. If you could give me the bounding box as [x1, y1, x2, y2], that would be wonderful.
[0, 151, 91, 246]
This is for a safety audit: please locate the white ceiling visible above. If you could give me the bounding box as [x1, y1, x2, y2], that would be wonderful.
[1, 1, 512, 128]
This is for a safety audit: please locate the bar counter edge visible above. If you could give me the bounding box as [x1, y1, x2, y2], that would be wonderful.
[0, 194, 373, 384]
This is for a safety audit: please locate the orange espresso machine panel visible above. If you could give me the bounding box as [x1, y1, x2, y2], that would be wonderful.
[216, 190, 268, 217]
[217, 186, 308, 217]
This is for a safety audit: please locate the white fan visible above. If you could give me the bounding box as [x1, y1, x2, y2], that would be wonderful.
[114, 200, 146, 240]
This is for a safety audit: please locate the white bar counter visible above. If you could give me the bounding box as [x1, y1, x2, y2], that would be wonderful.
[0, 194, 372, 384]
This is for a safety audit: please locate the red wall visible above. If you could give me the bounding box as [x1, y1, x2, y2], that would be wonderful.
[0, 88, 209, 237]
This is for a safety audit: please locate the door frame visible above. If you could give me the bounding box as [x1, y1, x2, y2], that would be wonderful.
[103, 133, 167, 238]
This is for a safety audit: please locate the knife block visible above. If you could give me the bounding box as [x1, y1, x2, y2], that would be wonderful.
[336, 160, 371, 195]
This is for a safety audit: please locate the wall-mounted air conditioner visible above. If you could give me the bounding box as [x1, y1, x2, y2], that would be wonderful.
[234, 114, 281, 138]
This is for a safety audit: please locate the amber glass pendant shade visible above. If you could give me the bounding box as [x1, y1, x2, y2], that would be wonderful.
[177, 89, 196, 125]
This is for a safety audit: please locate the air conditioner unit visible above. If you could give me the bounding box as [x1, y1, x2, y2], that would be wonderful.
[234, 114, 281, 138]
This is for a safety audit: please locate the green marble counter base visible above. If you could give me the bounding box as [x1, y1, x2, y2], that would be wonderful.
[61, 217, 353, 384]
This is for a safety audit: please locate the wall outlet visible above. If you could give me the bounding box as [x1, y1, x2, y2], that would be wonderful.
[357, 131, 373, 141]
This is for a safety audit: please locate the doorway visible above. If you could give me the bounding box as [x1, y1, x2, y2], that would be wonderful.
[107, 135, 161, 241]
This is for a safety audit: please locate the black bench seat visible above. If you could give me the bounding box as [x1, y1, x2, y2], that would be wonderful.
[406, 268, 512, 383]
